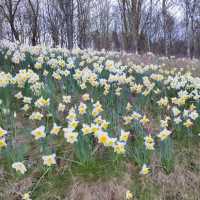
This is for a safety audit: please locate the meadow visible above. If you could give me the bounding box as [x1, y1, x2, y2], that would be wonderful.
[0, 41, 200, 200]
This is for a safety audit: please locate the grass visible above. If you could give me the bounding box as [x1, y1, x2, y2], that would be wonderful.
[0, 134, 199, 199]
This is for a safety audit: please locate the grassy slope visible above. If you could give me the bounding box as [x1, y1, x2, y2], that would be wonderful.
[0, 55, 200, 200]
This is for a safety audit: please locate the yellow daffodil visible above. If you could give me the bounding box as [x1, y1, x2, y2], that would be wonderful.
[98, 131, 109, 145]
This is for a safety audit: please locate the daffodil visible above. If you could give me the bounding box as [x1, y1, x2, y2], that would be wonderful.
[140, 164, 150, 175]
[22, 192, 32, 200]
[81, 124, 92, 135]
[98, 131, 109, 145]
[58, 103, 66, 112]
[183, 119, 193, 128]
[29, 112, 43, 121]
[68, 120, 79, 129]
[120, 130, 130, 142]
[0, 127, 7, 137]
[63, 127, 78, 143]
[66, 108, 76, 121]
[140, 115, 149, 125]
[78, 102, 87, 115]
[126, 102, 132, 111]
[15, 91, 23, 99]
[126, 190, 133, 199]
[157, 129, 171, 141]
[12, 162, 27, 174]
[50, 123, 61, 135]
[42, 154, 56, 166]
[0, 138, 7, 148]
[31, 126, 46, 140]
[144, 135, 155, 150]
[35, 97, 50, 108]
[113, 141, 126, 154]
[82, 93, 90, 101]
[63, 95, 71, 104]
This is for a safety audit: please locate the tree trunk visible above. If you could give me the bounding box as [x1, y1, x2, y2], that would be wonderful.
[131, 0, 140, 54]
[162, 0, 168, 57]
[10, 19, 19, 41]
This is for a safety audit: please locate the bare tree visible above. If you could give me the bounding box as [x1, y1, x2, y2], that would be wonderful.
[131, 0, 143, 54]
[162, 0, 168, 56]
[58, 0, 74, 49]
[26, 0, 40, 46]
[45, 0, 63, 47]
[0, 0, 21, 41]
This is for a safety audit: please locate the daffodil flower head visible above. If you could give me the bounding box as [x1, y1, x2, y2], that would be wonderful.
[140, 164, 150, 175]
[126, 190, 133, 199]
[31, 126, 46, 140]
[50, 123, 61, 135]
[63, 127, 78, 143]
[0, 138, 7, 148]
[0, 127, 7, 137]
[42, 154, 56, 166]
[12, 162, 27, 174]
